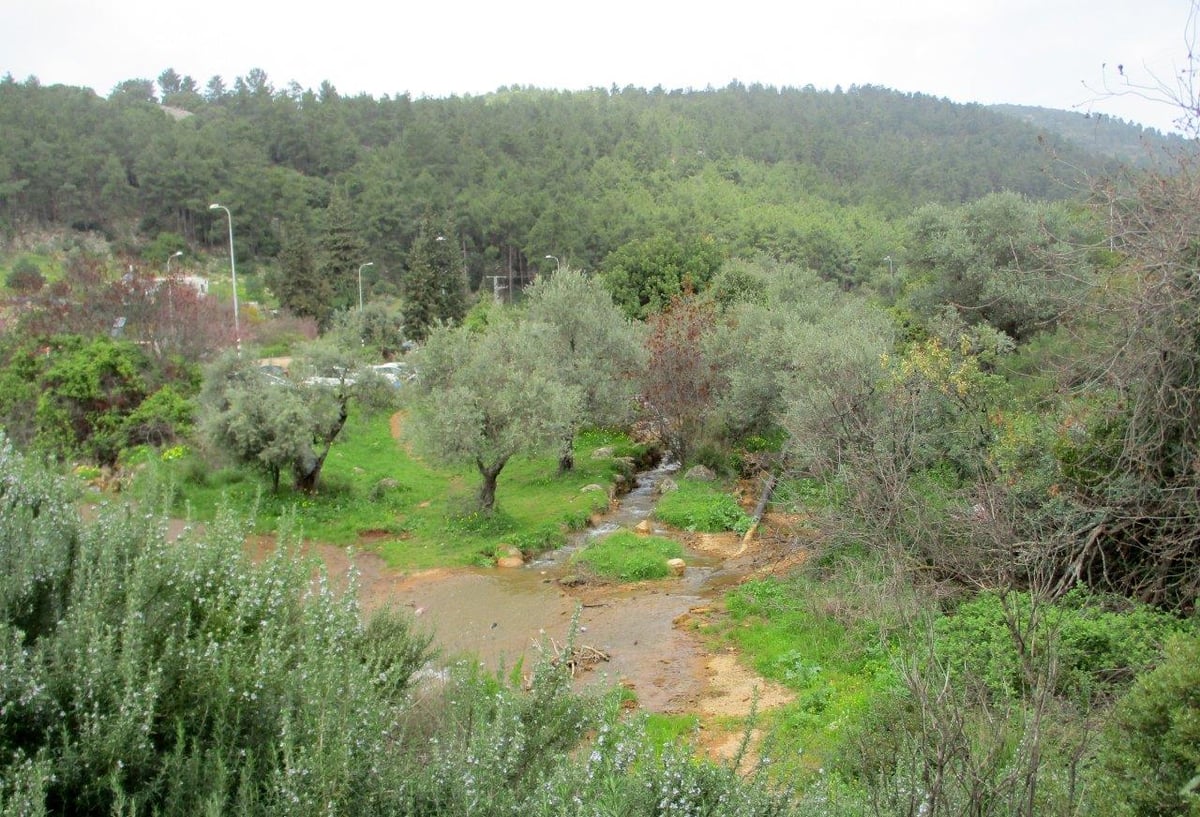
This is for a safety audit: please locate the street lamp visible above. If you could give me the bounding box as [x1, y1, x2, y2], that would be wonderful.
[358, 262, 374, 312]
[164, 250, 183, 327]
[544, 254, 560, 271]
[208, 203, 240, 355]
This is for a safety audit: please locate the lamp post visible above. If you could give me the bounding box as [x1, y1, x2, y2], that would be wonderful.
[208, 203, 240, 355]
[544, 254, 560, 272]
[164, 250, 183, 328]
[358, 262, 374, 312]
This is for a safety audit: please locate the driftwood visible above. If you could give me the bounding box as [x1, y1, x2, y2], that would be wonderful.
[536, 637, 610, 677]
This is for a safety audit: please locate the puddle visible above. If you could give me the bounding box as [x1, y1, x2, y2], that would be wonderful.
[379, 463, 727, 711]
[371, 463, 794, 715]
[141, 461, 805, 721]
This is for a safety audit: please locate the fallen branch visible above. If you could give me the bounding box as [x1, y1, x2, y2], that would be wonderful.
[536, 637, 611, 677]
[735, 471, 778, 557]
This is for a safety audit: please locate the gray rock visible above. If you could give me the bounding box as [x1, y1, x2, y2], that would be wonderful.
[656, 477, 679, 494]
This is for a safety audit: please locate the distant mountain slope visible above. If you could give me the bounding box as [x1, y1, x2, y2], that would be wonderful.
[0, 76, 1116, 278]
[989, 103, 1187, 164]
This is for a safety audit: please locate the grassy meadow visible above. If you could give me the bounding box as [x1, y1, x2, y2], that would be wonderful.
[135, 414, 645, 569]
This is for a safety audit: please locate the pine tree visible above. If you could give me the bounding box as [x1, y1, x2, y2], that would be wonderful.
[276, 227, 333, 327]
[320, 191, 367, 315]
[401, 215, 468, 341]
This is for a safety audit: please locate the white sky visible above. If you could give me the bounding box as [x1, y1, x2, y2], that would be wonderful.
[3, 0, 1195, 134]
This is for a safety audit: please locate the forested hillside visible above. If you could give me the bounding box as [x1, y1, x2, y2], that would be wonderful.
[990, 102, 1186, 164]
[1, 72, 1102, 287]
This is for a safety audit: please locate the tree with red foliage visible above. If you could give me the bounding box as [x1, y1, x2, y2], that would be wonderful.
[640, 291, 721, 466]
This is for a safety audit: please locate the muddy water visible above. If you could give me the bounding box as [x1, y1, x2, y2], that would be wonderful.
[384, 464, 728, 712]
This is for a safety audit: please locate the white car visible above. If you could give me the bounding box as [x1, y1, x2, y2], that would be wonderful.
[370, 362, 418, 386]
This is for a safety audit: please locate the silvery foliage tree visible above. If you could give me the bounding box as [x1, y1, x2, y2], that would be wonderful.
[705, 259, 852, 443]
[199, 343, 396, 493]
[522, 267, 646, 472]
[409, 317, 580, 510]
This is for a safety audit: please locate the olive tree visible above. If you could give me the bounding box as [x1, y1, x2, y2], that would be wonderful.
[408, 318, 580, 511]
[522, 267, 645, 472]
[199, 346, 396, 493]
[706, 260, 846, 442]
[903, 192, 1095, 342]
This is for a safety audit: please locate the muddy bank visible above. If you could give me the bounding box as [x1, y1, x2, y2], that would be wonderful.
[371, 503, 807, 717]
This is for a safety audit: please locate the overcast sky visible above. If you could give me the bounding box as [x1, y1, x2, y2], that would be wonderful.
[4, 0, 1195, 134]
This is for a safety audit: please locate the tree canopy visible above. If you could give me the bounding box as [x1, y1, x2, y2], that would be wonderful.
[408, 318, 579, 510]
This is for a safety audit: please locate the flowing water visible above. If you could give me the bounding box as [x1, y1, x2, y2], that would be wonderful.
[381, 462, 734, 711]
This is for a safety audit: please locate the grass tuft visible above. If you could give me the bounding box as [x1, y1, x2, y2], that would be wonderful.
[573, 530, 684, 581]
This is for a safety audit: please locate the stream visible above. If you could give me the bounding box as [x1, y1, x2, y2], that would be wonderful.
[379, 462, 740, 712]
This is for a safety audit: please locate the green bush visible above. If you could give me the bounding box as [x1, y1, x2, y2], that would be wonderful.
[6, 257, 45, 293]
[655, 478, 752, 533]
[692, 442, 734, 476]
[1092, 631, 1200, 817]
[0, 441, 439, 815]
[123, 385, 194, 448]
[573, 530, 684, 581]
[933, 588, 1192, 702]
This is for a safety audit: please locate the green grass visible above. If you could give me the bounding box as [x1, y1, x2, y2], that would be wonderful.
[152, 417, 637, 569]
[643, 712, 701, 751]
[572, 530, 684, 581]
[654, 478, 752, 533]
[773, 475, 848, 511]
[720, 574, 899, 783]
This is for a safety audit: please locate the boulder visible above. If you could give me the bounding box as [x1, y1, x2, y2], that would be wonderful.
[634, 519, 654, 535]
[580, 483, 605, 493]
[370, 477, 402, 501]
[667, 558, 686, 576]
[591, 446, 615, 459]
[655, 477, 679, 495]
[496, 550, 525, 568]
[684, 465, 716, 481]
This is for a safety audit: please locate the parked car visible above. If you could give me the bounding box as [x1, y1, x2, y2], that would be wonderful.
[370, 362, 418, 387]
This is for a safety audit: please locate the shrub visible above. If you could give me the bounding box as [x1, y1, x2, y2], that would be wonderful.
[1092, 631, 1200, 817]
[574, 530, 684, 581]
[6, 257, 45, 293]
[123, 385, 194, 448]
[933, 588, 1192, 702]
[0, 441, 440, 815]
